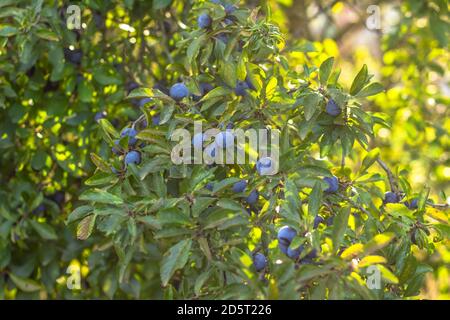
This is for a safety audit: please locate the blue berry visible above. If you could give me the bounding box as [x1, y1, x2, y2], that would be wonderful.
[192, 133, 204, 150]
[323, 176, 339, 193]
[253, 253, 267, 271]
[287, 245, 303, 260]
[232, 180, 247, 193]
[215, 131, 234, 149]
[112, 139, 121, 155]
[94, 111, 107, 122]
[198, 13, 212, 29]
[277, 226, 297, 246]
[245, 75, 256, 91]
[138, 98, 152, 107]
[152, 114, 160, 126]
[224, 4, 237, 14]
[278, 241, 289, 255]
[325, 99, 341, 116]
[246, 190, 259, 205]
[256, 157, 273, 175]
[169, 82, 189, 101]
[120, 127, 138, 146]
[235, 81, 249, 96]
[384, 191, 399, 204]
[404, 198, 419, 210]
[205, 182, 214, 191]
[313, 215, 324, 229]
[124, 150, 141, 165]
[216, 33, 228, 44]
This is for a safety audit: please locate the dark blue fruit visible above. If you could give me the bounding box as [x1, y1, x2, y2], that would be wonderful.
[235, 81, 249, 96]
[305, 249, 318, 259]
[404, 198, 419, 210]
[384, 191, 399, 204]
[313, 215, 324, 229]
[152, 114, 160, 126]
[198, 13, 212, 29]
[112, 140, 121, 155]
[138, 98, 152, 107]
[126, 81, 139, 94]
[215, 131, 234, 149]
[253, 253, 267, 271]
[325, 99, 341, 116]
[277, 226, 297, 246]
[120, 127, 138, 146]
[232, 180, 247, 193]
[33, 204, 46, 214]
[245, 75, 256, 90]
[287, 245, 303, 260]
[216, 33, 228, 44]
[326, 216, 334, 226]
[278, 241, 288, 255]
[169, 82, 189, 101]
[193, 82, 214, 101]
[323, 176, 339, 193]
[124, 150, 141, 165]
[224, 4, 237, 14]
[256, 157, 273, 175]
[205, 182, 214, 191]
[246, 190, 259, 205]
[94, 111, 107, 122]
[64, 48, 82, 65]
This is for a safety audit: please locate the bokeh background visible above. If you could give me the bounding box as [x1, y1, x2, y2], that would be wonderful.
[0, 0, 448, 299]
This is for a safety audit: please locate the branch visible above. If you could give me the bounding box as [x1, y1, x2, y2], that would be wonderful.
[376, 158, 399, 193]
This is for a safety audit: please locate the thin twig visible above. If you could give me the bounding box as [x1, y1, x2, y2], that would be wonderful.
[376, 158, 398, 193]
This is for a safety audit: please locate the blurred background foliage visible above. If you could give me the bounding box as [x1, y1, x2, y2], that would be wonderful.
[0, 0, 448, 299]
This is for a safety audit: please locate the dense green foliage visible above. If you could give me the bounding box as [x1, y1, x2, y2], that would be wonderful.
[0, 0, 448, 299]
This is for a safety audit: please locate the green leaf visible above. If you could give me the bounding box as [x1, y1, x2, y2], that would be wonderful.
[35, 28, 59, 41]
[160, 239, 192, 286]
[331, 206, 350, 253]
[350, 64, 368, 95]
[76, 214, 96, 240]
[127, 87, 153, 99]
[222, 61, 237, 88]
[377, 265, 399, 284]
[194, 269, 212, 296]
[29, 220, 58, 240]
[67, 205, 93, 224]
[363, 233, 396, 255]
[356, 82, 384, 98]
[302, 93, 320, 121]
[9, 274, 41, 292]
[159, 103, 175, 124]
[217, 199, 245, 212]
[192, 197, 216, 217]
[0, 25, 18, 37]
[136, 215, 162, 230]
[79, 189, 124, 205]
[153, 0, 172, 10]
[308, 182, 322, 218]
[200, 86, 231, 101]
[85, 171, 118, 186]
[359, 148, 380, 174]
[90, 153, 111, 173]
[319, 57, 334, 85]
[187, 34, 206, 64]
[429, 13, 448, 48]
[31, 149, 48, 170]
[340, 243, 364, 260]
[98, 119, 120, 139]
[280, 178, 301, 224]
[358, 255, 387, 267]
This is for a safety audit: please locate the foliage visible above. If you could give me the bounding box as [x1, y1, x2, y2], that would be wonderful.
[0, 0, 448, 299]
